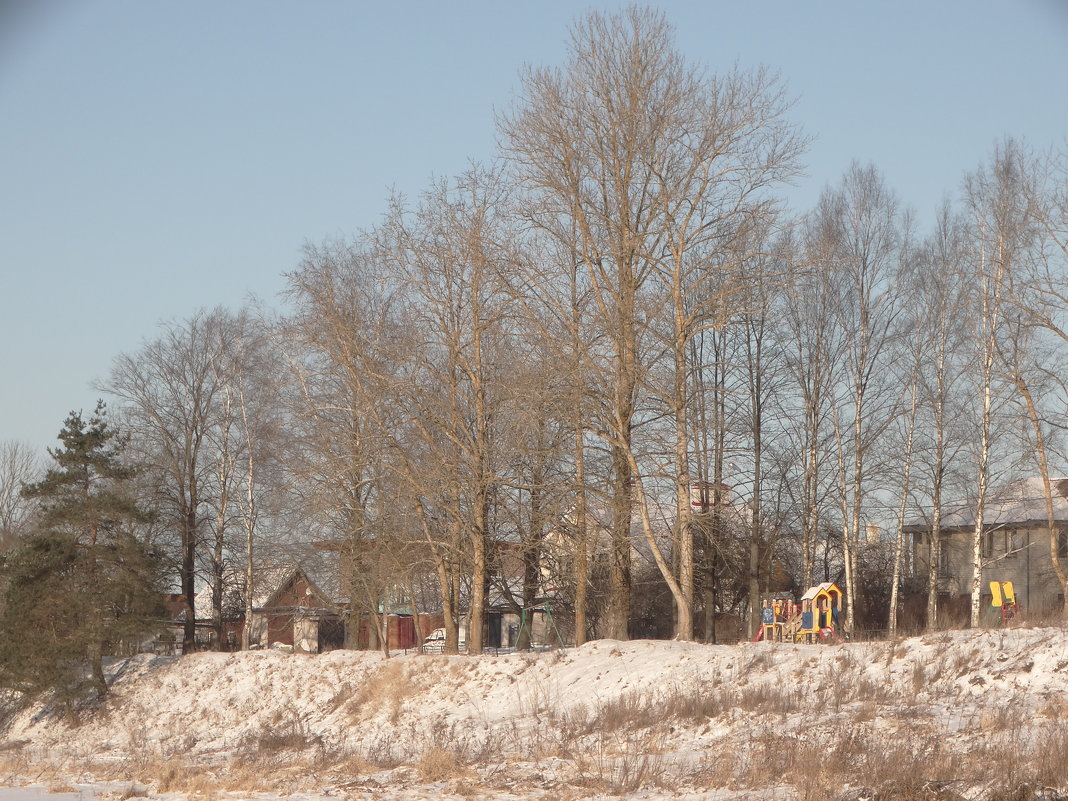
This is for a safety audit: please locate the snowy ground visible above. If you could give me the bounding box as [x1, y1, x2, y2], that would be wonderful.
[2, 627, 1068, 800]
[0, 790, 93, 801]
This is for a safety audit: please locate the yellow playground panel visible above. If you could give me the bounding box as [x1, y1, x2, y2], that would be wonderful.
[989, 580, 1018, 625]
[756, 582, 843, 643]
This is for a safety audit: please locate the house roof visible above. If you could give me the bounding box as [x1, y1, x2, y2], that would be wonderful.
[256, 564, 337, 611]
[910, 477, 1068, 530]
[800, 582, 841, 601]
[250, 566, 301, 608]
[166, 562, 342, 623]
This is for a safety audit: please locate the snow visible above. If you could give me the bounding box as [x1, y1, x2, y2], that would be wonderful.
[2, 627, 1068, 800]
[0, 790, 92, 801]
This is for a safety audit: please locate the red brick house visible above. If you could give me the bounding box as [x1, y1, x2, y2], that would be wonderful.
[246, 566, 345, 652]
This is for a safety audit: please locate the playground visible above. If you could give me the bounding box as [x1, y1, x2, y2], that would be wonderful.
[755, 579, 1023, 643]
[755, 582, 843, 643]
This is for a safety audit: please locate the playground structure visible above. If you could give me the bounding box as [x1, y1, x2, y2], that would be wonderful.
[513, 600, 566, 649]
[989, 580, 1018, 626]
[755, 582, 843, 644]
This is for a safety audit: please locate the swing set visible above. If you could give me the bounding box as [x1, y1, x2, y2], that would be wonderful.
[514, 599, 566, 649]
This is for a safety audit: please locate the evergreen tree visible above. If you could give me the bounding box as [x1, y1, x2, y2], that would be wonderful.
[0, 402, 162, 704]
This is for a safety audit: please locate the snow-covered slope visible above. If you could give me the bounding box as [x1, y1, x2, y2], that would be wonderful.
[3, 628, 1068, 800]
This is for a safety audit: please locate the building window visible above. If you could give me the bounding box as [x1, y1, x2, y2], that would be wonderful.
[982, 531, 996, 559]
[1059, 530, 1068, 561]
[1007, 529, 1024, 558]
[938, 542, 951, 578]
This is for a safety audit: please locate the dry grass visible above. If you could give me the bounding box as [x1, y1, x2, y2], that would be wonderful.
[358, 734, 403, 769]
[6, 639, 1068, 800]
[45, 780, 78, 794]
[11, 704, 1068, 801]
[733, 681, 805, 717]
[689, 722, 962, 798]
[566, 729, 670, 794]
[137, 759, 221, 796]
[549, 680, 729, 739]
[117, 753, 322, 797]
[515, 676, 562, 723]
[414, 744, 471, 782]
[344, 660, 422, 723]
[247, 716, 319, 754]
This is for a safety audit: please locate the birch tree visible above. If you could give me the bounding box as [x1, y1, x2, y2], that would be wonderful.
[995, 142, 1068, 617]
[780, 240, 843, 592]
[963, 141, 1036, 627]
[908, 206, 973, 630]
[281, 239, 424, 651]
[811, 163, 908, 633]
[980, 140, 1068, 618]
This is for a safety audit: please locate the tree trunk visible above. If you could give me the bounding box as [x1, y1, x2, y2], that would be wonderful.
[607, 444, 632, 640]
[889, 384, 917, 637]
[182, 505, 198, 654]
[242, 451, 255, 651]
[88, 640, 108, 700]
[926, 365, 946, 632]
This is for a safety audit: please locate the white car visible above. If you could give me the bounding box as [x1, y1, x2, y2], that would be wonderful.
[422, 628, 465, 652]
[422, 628, 446, 652]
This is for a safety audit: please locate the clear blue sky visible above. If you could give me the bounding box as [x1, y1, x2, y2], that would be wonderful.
[2, 0, 1067, 457]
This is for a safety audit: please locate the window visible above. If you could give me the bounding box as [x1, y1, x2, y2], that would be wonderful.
[982, 529, 1015, 560]
[938, 541, 951, 578]
[1006, 529, 1024, 559]
[1059, 530, 1067, 561]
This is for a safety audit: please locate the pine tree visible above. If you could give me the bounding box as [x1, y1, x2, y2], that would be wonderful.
[0, 402, 162, 705]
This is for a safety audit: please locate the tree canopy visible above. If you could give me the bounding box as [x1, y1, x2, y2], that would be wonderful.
[0, 402, 162, 705]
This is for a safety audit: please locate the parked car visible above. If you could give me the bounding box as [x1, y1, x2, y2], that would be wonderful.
[422, 627, 466, 652]
[422, 628, 446, 653]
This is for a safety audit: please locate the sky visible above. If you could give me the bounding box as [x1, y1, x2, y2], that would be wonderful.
[1, 0, 1067, 459]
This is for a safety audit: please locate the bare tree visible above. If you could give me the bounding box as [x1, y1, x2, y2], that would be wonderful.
[381, 167, 518, 655]
[0, 440, 40, 551]
[490, 229, 600, 645]
[1006, 142, 1068, 338]
[737, 265, 792, 637]
[780, 241, 843, 592]
[808, 163, 909, 633]
[218, 316, 287, 651]
[993, 142, 1068, 617]
[101, 308, 253, 653]
[501, 6, 804, 640]
[979, 140, 1068, 618]
[888, 369, 919, 637]
[280, 238, 421, 652]
[962, 140, 1038, 627]
[907, 205, 975, 630]
[688, 323, 740, 640]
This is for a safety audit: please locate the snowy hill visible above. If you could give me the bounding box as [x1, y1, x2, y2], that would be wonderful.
[3, 628, 1068, 800]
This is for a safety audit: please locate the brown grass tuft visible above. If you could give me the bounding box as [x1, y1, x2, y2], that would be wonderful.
[415, 744, 470, 782]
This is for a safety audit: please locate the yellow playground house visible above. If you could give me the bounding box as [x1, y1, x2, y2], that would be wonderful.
[756, 582, 843, 643]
